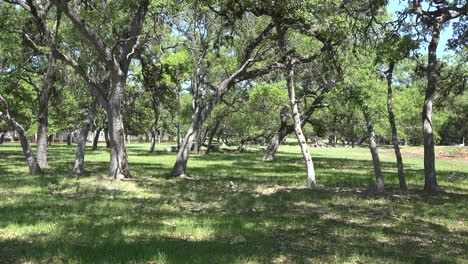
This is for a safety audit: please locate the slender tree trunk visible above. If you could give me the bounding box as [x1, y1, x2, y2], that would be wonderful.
[0, 112, 42, 174]
[106, 76, 130, 179]
[363, 106, 384, 192]
[92, 127, 102, 150]
[36, 55, 57, 168]
[386, 62, 408, 191]
[263, 106, 290, 161]
[170, 109, 203, 177]
[205, 120, 221, 155]
[73, 101, 98, 177]
[423, 23, 440, 192]
[149, 128, 156, 153]
[104, 128, 110, 148]
[287, 63, 316, 188]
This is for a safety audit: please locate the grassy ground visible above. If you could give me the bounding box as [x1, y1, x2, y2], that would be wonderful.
[0, 142, 467, 264]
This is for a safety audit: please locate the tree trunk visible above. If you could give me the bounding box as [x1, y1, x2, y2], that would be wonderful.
[363, 106, 384, 193]
[423, 23, 440, 192]
[36, 54, 57, 168]
[170, 109, 203, 177]
[0, 112, 42, 174]
[205, 120, 222, 155]
[92, 127, 102, 150]
[386, 62, 407, 191]
[287, 63, 316, 188]
[263, 106, 290, 161]
[66, 133, 72, 145]
[0, 133, 4, 144]
[73, 101, 98, 177]
[149, 128, 156, 153]
[106, 76, 131, 179]
[104, 128, 110, 148]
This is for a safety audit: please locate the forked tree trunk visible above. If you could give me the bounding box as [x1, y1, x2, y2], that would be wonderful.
[205, 120, 222, 155]
[106, 76, 131, 179]
[73, 101, 98, 177]
[36, 54, 57, 168]
[363, 106, 384, 193]
[287, 63, 316, 188]
[0, 112, 41, 174]
[263, 106, 289, 161]
[386, 62, 407, 191]
[423, 23, 440, 192]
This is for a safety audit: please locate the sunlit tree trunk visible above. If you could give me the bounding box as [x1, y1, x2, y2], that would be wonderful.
[73, 101, 98, 177]
[386, 62, 407, 191]
[363, 106, 384, 192]
[423, 23, 440, 192]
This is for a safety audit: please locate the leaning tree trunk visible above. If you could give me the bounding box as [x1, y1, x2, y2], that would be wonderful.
[286, 64, 316, 188]
[73, 101, 98, 177]
[363, 106, 384, 193]
[106, 76, 131, 179]
[263, 106, 290, 161]
[92, 126, 102, 150]
[170, 108, 203, 177]
[386, 62, 407, 191]
[205, 119, 222, 155]
[0, 112, 41, 175]
[36, 54, 57, 168]
[423, 23, 440, 192]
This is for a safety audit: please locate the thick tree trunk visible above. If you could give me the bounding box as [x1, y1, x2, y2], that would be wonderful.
[73, 101, 98, 177]
[287, 64, 316, 188]
[0, 133, 4, 144]
[423, 23, 440, 192]
[106, 76, 131, 179]
[170, 109, 203, 177]
[386, 62, 407, 191]
[0, 112, 41, 174]
[363, 106, 384, 193]
[92, 127, 102, 150]
[36, 55, 57, 168]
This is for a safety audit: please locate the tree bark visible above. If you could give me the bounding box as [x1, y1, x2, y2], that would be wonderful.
[0, 111, 41, 175]
[104, 127, 110, 148]
[36, 54, 57, 168]
[73, 101, 98, 177]
[170, 108, 203, 177]
[363, 106, 384, 192]
[286, 63, 316, 188]
[263, 107, 290, 161]
[205, 119, 222, 155]
[106, 76, 131, 179]
[386, 62, 407, 191]
[422, 23, 440, 192]
[92, 127, 102, 150]
[149, 128, 157, 153]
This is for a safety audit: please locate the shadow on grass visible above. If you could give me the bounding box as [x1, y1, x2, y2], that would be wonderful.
[1, 144, 467, 263]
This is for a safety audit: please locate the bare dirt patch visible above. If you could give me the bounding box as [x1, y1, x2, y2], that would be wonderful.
[356, 147, 468, 162]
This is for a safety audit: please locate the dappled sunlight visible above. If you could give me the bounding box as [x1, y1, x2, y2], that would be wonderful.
[0, 143, 467, 263]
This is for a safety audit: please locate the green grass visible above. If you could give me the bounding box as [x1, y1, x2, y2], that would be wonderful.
[0, 143, 467, 264]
